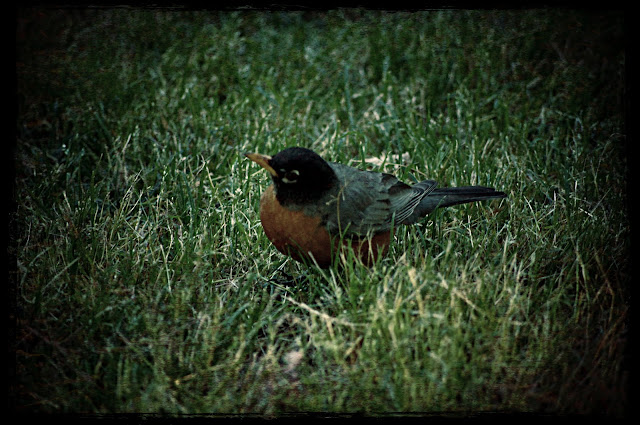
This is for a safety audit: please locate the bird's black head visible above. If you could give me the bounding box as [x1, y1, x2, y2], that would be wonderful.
[246, 147, 338, 206]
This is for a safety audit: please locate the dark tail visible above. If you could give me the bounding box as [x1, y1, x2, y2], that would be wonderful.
[403, 185, 506, 224]
[428, 186, 507, 209]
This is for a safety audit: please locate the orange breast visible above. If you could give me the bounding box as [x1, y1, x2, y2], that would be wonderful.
[259, 185, 390, 268]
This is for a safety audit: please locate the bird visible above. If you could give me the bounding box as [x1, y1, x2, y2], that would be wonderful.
[245, 147, 506, 268]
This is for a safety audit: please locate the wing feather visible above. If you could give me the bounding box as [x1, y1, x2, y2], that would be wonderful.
[320, 163, 436, 236]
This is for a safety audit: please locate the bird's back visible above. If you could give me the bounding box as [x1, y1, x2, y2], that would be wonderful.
[318, 162, 505, 235]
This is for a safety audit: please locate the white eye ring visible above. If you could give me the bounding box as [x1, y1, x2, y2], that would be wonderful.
[281, 169, 299, 184]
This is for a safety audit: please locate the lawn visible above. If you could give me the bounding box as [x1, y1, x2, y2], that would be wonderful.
[12, 7, 628, 416]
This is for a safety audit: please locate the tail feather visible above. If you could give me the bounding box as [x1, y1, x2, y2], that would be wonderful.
[429, 186, 507, 208]
[403, 185, 506, 224]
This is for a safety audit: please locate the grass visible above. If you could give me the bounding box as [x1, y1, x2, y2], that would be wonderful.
[12, 7, 628, 416]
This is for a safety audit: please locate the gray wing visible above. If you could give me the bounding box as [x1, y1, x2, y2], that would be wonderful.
[319, 162, 437, 236]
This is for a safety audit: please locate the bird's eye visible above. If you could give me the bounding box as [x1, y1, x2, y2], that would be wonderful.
[281, 169, 300, 184]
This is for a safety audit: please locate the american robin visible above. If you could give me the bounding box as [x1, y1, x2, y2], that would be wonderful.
[246, 147, 506, 268]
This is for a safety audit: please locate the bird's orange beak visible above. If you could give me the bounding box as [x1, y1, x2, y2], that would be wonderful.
[245, 152, 278, 177]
